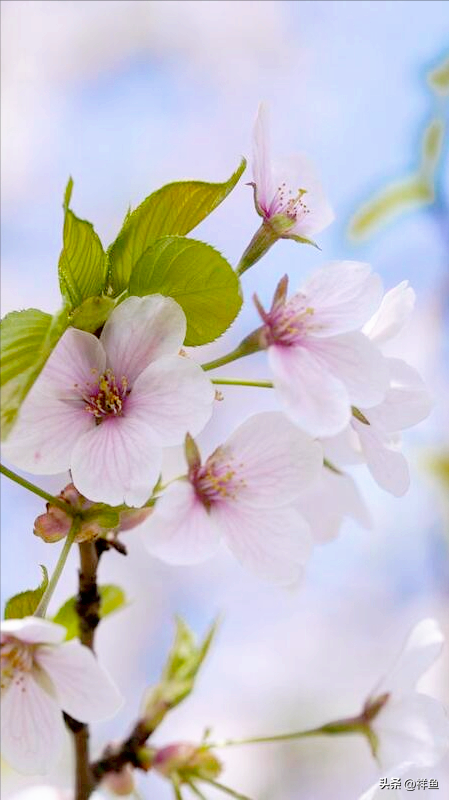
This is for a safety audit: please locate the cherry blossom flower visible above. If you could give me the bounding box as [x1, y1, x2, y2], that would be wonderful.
[256, 262, 389, 437]
[1, 617, 123, 775]
[362, 618, 449, 771]
[142, 412, 322, 584]
[323, 282, 431, 496]
[3, 296, 214, 506]
[251, 103, 334, 242]
[295, 464, 370, 543]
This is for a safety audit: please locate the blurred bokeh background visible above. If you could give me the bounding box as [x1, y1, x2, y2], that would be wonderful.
[1, 2, 449, 798]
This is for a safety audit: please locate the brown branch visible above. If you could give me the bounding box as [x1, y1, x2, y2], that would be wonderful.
[90, 720, 154, 782]
[65, 541, 102, 800]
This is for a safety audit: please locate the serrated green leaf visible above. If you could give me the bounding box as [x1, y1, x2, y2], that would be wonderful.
[52, 584, 126, 640]
[59, 208, 107, 307]
[128, 236, 242, 345]
[4, 566, 49, 619]
[108, 158, 246, 295]
[1, 306, 70, 440]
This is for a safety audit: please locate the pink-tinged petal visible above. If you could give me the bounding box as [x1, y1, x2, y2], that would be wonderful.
[268, 344, 351, 438]
[127, 355, 214, 445]
[223, 412, 323, 507]
[373, 619, 444, 698]
[355, 420, 410, 497]
[364, 281, 415, 346]
[374, 693, 449, 770]
[36, 641, 123, 722]
[101, 295, 186, 385]
[367, 359, 431, 433]
[31, 327, 106, 397]
[252, 103, 273, 213]
[271, 153, 334, 235]
[1, 618, 66, 646]
[323, 425, 364, 466]
[2, 392, 93, 474]
[301, 261, 383, 336]
[70, 416, 162, 506]
[142, 481, 220, 565]
[297, 467, 370, 543]
[213, 502, 312, 585]
[310, 332, 389, 409]
[0, 672, 64, 775]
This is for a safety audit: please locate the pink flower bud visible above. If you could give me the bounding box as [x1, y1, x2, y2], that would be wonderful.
[102, 765, 135, 796]
[153, 742, 222, 782]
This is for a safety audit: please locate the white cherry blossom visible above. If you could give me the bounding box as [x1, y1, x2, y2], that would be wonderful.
[142, 412, 322, 584]
[256, 262, 389, 437]
[1, 617, 123, 775]
[252, 103, 334, 241]
[363, 618, 449, 771]
[3, 295, 214, 506]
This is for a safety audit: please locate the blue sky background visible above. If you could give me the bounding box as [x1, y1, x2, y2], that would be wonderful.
[1, 2, 449, 798]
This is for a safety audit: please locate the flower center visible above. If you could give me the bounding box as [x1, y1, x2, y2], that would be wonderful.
[263, 294, 316, 346]
[268, 183, 310, 222]
[193, 448, 246, 507]
[1, 638, 34, 692]
[82, 369, 129, 422]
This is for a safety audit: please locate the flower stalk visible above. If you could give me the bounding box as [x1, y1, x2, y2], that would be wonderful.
[34, 517, 81, 618]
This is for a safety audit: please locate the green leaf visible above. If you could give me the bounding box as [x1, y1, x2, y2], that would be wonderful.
[348, 176, 433, 242]
[69, 295, 116, 333]
[4, 566, 49, 619]
[1, 306, 70, 440]
[129, 236, 242, 345]
[59, 181, 107, 307]
[108, 158, 246, 295]
[427, 55, 449, 96]
[421, 118, 445, 180]
[52, 584, 126, 640]
[141, 618, 217, 729]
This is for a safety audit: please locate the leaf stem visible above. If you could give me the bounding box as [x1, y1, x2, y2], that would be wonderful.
[0, 463, 75, 514]
[208, 718, 366, 749]
[201, 333, 262, 372]
[34, 517, 80, 618]
[201, 779, 254, 800]
[212, 378, 273, 389]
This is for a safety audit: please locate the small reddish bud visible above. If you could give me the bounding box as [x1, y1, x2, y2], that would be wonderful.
[153, 742, 222, 783]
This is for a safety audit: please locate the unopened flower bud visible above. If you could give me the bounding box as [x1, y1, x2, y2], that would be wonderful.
[34, 483, 153, 544]
[102, 764, 135, 796]
[153, 742, 222, 783]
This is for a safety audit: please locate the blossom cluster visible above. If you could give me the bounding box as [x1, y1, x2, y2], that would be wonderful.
[0, 105, 444, 800]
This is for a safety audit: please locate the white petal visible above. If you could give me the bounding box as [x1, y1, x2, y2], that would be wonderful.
[364, 281, 415, 346]
[70, 416, 162, 506]
[127, 355, 214, 445]
[301, 261, 383, 336]
[358, 782, 401, 800]
[269, 344, 351, 438]
[297, 467, 370, 543]
[310, 332, 389, 408]
[2, 328, 103, 473]
[30, 327, 106, 396]
[374, 618, 444, 697]
[1, 672, 64, 775]
[36, 641, 123, 722]
[1, 618, 66, 646]
[374, 693, 449, 770]
[355, 420, 410, 497]
[322, 425, 364, 466]
[367, 359, 431, 433]
[223, 412, 323, 507]
[213, 502, 312, 585]
[252, 102, 273, 213]
[142, 481, 220, 565]
[271, 153, 334, 235]
[100, 295, 187, 385]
